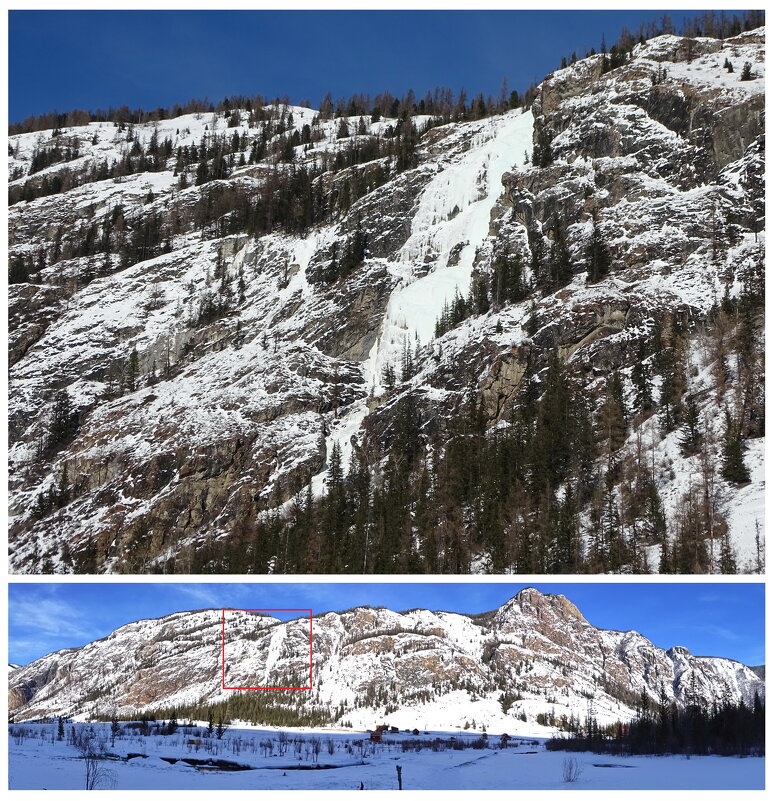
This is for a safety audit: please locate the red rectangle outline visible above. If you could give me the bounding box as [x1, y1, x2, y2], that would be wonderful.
[221, 609, 313, 690]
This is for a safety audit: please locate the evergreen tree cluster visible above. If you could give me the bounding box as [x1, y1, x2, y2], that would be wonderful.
[148, 691, 333, 729]
[554, 10, 764, 76]
[490, 249, 530, 307]
[28, 136, 81, 175]
[7, 106, 361, 207]
[433, 217, 578, 340]
[547, 692, 764, 757]
[10, 81, 525, 138]
[169, 286, 763, 578]
[10, 94, 289, 136]
[180, 355, 625, 574]
[44, 390, 80, 453]
[9, 110, 429, 286]
[434, 289, 475, 338]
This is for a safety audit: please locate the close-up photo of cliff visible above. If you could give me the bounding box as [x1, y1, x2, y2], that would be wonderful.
[8, 10, 765, 576]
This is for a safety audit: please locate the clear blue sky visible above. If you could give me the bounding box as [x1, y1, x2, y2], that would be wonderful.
[9, 9, 715, 122]
[8, 582, 764, 667]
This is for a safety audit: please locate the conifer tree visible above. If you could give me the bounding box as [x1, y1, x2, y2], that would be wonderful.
[527, 352, 572, 495]
[280, 136, 295, 162]
[528, 222, 549, 293]
[718, 528, 737, 573]
[631, 345, 653, 414]
[400, 340, 415, 382]
[599, 371, 628, 456]
[468, 274, 490, 315]
[381, 362, 396, 390]
[548, 217, 573, 289]
[673, 484, 711, 573]
[490, 250, 526, 307]
[195, 157, 209, 185]
[657, 323, 685, 432]
[126, 347, 139, 392]
[47, 390, 79, 451]
[336, 118, 350, 139]
[554, 488, 580, 571]
[680, 396, 702, 455]
[531, 124, 553, 167]
[327, 441, 344, 493]
[720, 410, 750, 484]
[585, 213, 611, 283]
[642, 478, 667, 544]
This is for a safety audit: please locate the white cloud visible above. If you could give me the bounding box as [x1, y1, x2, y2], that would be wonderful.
[8, 588, 101, 663]
[9, 595, 95, 641]
[169, 585, 224, 608]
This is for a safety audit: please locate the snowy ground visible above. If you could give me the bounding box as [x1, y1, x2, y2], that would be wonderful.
[7, 722, 764, 790]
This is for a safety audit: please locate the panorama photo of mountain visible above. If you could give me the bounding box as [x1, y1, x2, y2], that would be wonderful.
[7, 9, 765, 576]
[7, 582, 765, 790]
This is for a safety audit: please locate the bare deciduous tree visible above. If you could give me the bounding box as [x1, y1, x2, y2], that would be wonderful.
[562, 757, 583, 783]
[74, 728, 115, 790]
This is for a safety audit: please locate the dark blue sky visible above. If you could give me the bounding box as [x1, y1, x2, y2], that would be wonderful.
[8, 582, 764, 667]
[9, 9, 711, 122]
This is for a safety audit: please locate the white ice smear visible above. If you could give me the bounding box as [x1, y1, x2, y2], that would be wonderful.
[312, 110, 534, 493]
[369, 109, 534, 393]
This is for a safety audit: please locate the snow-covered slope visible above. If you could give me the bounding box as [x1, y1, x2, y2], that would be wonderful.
[8, 27, 765, 574]
[8, 589, 764, 731]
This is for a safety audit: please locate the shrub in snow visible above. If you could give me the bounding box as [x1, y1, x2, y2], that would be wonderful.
[562, 757, 583, 783]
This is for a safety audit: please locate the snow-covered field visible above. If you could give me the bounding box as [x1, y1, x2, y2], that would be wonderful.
[7, 722, 764, 790]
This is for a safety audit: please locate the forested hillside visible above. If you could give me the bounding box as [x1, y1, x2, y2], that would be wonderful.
[7, 15, 765, 574]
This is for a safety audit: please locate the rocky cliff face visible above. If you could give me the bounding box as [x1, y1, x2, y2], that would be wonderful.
[8, 28, 765, 574]
[8, 588, 764, 731]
